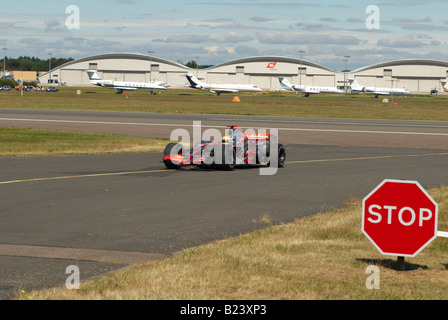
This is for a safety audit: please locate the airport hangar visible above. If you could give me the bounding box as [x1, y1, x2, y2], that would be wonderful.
[37, 53, 448, 94]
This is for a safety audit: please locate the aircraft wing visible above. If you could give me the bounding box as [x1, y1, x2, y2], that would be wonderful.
[212, 89, 240, 94]
[145, 83, 168, 89]
[112, 87, 138, 91]
[304, 89, 321, 94]
[371, 91, 389, 95]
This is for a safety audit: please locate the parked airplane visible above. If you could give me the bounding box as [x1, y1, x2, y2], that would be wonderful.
[185, 74, 262, 96]
[349, 78, 410, 98]
[278, 77, 343, 97]
[86, 70, 168, 94]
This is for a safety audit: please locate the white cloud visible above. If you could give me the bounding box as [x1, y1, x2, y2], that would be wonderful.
[257, 32, 364, 45]
[159, 32, 254, 44]
[44, 19, 66, 33]
[2, 0, 448, 70]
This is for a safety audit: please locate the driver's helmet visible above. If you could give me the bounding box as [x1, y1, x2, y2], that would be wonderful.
[222, 135, 233, 143]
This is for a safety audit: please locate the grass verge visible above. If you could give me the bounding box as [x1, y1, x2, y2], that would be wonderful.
[28, 186, 448, 300]
[1, 88, 448, 121]
[0, 128, 168, 157]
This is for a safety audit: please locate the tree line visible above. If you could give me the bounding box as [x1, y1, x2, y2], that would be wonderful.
[185, 60, 213, 69]
[1, 57, 211, 72]
[1, 56, 74, 72]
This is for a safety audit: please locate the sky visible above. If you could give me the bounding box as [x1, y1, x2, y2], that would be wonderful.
[1, 0, 448, 70]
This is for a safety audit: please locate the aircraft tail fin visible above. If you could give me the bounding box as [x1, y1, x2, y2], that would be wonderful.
[442, 81, 448, 93]
[86, 70, 102, 81]
[185, 74, 205, 89]
[348, 78, 363, 91]
[279, 77, 294, 90]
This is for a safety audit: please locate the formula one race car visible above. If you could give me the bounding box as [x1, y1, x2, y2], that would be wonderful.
[163, 125, 286, 170]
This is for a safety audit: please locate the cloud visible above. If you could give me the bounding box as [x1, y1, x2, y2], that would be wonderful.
[191, 2, 320, 8]
[377, 36, 440, 48]
[393, 17, 433, 23]
[377, 38, 422, 48]
[44, 19, 65, 33]
[346, 18, 363, 24]
[0, 22, 16, 30]
[320, 17, 337, 23]
[2, 0, 448, 70]
[250, 16, 273, 23]
[64, 37, 88, 45]
[383, 17, 448, 31]
[202, 18, 234, 23]
[257, 32, 364, 45]
[20, 37, 44, 47]
[115, 25, 127, 30]
[234, 45, 258, 55]
[157, 32, 254, 44]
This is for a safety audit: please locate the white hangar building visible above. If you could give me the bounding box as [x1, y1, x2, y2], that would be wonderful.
[37, 53, 338, 90]
[200, 56, 337, 91]
[349, 60, 448, 94]
[38, 53, 448, 94]
[37, 53, 190, 88]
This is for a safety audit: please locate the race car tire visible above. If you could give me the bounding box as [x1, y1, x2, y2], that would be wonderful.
[278, 144, 286, 168]
[163, 142, 183, 169]
[267, 144, 286, 168]
[216, 145, 236, 171]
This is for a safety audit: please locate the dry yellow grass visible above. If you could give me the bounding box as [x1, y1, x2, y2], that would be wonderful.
[29, 186, 448, 300]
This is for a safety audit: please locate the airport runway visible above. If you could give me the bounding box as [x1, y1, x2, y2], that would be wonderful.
[1, 108, 448, 299]
[1, 108, 448, 149]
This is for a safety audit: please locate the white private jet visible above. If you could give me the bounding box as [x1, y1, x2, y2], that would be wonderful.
[349, 78, 410, 98]
[185, 74, 262, 96]
[86, 70, 169, 94]
[279, 77, 343, 97]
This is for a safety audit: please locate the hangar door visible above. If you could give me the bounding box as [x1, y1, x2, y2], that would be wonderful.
[310, 75, 336, 87]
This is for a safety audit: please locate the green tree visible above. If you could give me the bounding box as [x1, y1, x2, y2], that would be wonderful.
[19, 59, 33, 71]
[185, 60, 213, 69]
[2, 56, 74, 72]
[0, 79, 18, 87]
[186, 60, 198, 69]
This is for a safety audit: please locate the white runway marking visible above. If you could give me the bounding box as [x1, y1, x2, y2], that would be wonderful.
[1, 117, 448, 136]
[209, 117, 448, 129]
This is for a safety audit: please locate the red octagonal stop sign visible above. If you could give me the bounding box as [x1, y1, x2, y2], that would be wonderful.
[362, 179, 438, 257]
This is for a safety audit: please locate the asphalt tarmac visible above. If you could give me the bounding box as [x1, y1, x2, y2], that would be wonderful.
[1, 109, 448, 299]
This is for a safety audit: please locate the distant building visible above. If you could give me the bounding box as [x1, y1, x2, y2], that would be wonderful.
[10, 71, 39, 82]
[0, 70, 12, 79]
[349, 60, 448, 94]
[200, 56, 338, 92]
[37, 53, 448, 94]
[37, 53, 189, 88]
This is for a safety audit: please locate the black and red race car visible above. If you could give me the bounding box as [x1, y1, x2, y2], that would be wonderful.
[163, 125, 286, 170]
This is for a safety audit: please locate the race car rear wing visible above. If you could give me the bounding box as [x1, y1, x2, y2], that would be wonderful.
[245, 133, 270, 140]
